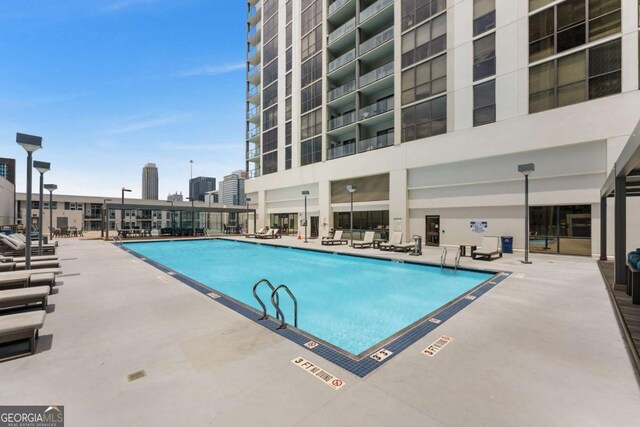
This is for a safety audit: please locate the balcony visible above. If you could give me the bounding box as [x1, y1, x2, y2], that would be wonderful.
[248, 65, 260, 79]
[328, 80, 356, 102]
[328, 17, 356, 45]
[360, 26, 394, 56]
[247, 84, 260, 99]
[247, 126, 260, 139]
[248, 167, 261, 179]
[360, 0, 393, 24]
[358, 132, 394, 153]
[247, 105, 261, 120]
[328, 0, 350, 17]
[247, 45, 261, 65]
[328, 49, 356, 74]
[246, 146, 261, 159]
[327, 141, 356, 160]
[359, 61, 394, 88]
[248, 3, 261, 25]
[359, 96, 394, 120]
[248, 23, 261, 45]
[328, 111, 356, 131]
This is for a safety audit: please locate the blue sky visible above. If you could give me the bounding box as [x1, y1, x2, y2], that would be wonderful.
[0, 0, 246, 198]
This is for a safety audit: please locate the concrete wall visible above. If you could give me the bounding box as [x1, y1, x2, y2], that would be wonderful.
[0, 177, 14, 226]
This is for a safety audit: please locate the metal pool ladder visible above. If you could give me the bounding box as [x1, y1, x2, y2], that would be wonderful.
[454, 247, 461, 270]
[271, 285, 298, 329]
[112, 235, 123, 246]
[440, 247, 448, 268]
[252, 279, 280, 321]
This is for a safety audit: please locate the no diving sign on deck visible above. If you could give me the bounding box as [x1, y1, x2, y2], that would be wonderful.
[291, 357, 345, 390]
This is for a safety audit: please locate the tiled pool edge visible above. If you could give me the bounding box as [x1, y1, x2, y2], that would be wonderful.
[118, 243, 511, 378]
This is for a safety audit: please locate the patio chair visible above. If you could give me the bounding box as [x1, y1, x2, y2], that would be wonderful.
[321, 230, 348, 246]
[246, 227, 267, 238]
[380, 232, 403, 251]
[393, 238, 417, 252]
[0, 286, 49, 310]
[353, 231, 375, 249]
[472, 236, 502, 261]
[0, 310, 46, 357]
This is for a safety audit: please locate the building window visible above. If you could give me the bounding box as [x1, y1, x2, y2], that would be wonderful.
[401, 0, 446, 31]
[286, 47, 292, 72]
[401, 95, 447, 142]
[473, 80, 496, 126]
[301, 53, 322, 87]
[263, 105, 278, 131]
[264, 60, 278, 86]
[264, 13, 278, 42]
[301, 26, 322, 62]
[529, 39, 621, 113]
[301, 109, 322, 139]
[301, 136, 322, 166]
[401, 54, 446, 105]
[264, 82, 277, 109]
[301, 0, 322, 35]
[264, 36, 278, 64]
[263, 151, 278, 175]
[0, 163, 8, 179]
[301, 80, 322, 113]
[529, 0, 621, 62]
[264, 0, 277, 20]
[401, 13, 447, 68]
[286, 98, 292, 120]
[286, 23, 292, 48]
[285, 146, 292, 170]
[473, 0, 495, 36]
[285, 121, 292, 146]
[286, 1, 292, 23]
[263, 128, 278, 153]
[286, 72, 292, 96]
[529, 0, 553, 12]
[473, 33, 496, 81]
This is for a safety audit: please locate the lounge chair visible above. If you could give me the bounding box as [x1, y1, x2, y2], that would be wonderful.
[393, 238, 417, 252]
[0, 310, 46, 356]
[0, 235, 56, 256]
[256, 229, 281, 239]
[379, 232, 403, 251]
[246, 227, 267, 238]
[321, 230, 348, 246]
[472, 236, 502, 261]
[11, 259, 61, 271]
[353, 231, 375, 249]
[0, 286, 49, 310]
[1, 255, 59, 263]
[0, 270, 61, 291]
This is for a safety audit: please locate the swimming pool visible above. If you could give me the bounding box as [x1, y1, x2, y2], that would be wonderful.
[124, 239, 496, 357]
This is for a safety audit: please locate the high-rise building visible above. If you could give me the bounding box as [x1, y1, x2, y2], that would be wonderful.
[167, 191, 184, 202]
[0, 158, 16, 185]
[244, 0, 640, 255]
[189, 176, 216, 202]
[221, 170, 246, 206]
[141, 163, 159, 200]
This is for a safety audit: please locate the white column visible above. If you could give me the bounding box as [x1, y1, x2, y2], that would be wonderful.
[389, 169, 408, 237]
[318, 179, 331, 238]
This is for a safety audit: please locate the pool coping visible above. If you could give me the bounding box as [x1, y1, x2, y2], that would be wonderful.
[117, 238, 511, 378]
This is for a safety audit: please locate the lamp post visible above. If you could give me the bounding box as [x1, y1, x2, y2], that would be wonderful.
[187, 197, 195, 236]
[246, 197, 252, 234]
[44, 184, 57, 241]
[16, 133, 43, 270]
[121, 187, 132, 231]
[301, 191, 309, 243]
[346, 184, 356, 247]
[33, 161, 50, 255]
[101, 198, 112, 238]
[518, 163, 535, 264]
[189, 160, 194, 200]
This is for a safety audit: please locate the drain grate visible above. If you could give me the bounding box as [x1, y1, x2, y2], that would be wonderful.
[127, 370, 146, 382]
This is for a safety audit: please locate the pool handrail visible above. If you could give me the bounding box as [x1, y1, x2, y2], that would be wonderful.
[253, 279, 280, 321]
[454, 247, 461, 270]
[271, 284, 298, 329]
[440, 247, 448, 268]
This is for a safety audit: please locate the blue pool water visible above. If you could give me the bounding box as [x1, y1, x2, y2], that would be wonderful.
[124, 239, 493, 355]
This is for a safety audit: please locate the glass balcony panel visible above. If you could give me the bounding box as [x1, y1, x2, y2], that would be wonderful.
[328, 111, 356, 130]
[247, 127, 261, 138]
[247, 105, 261, 119]
[359, 96, 394, 120]
[359, 61, 394, 87]
[358, 132, 394, 152]
[246, 146, 261, 159]
[359, 26, 394, 55]
[328, 80, 356, 101]
[327, 142, 356, 159]
[328, 0, 350, 17]
[360, 0, 393, 23]
[328, 17, 356, 45]
[328, 49, 356, 73]
[248, 168, 261, 178]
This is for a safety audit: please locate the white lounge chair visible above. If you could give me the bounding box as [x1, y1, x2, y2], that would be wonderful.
[1, 255, 59, 263]
[0, 310, 46, 357]
[380, 232, 402, 251]
[256, 228, 281, 239]
[472, 236, 502, 261]
[246, 227, 267, 238]
[0, 235, 56, 255]
[321, 230, 348, 246]
[353, 231, 375, 249]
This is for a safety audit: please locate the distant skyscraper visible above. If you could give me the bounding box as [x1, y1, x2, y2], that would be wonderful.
[142, 163, 159, 200]
[221, 170, 246, 206]
[0, 158, 16, 184]
[167, 191, 183, 202]
[189, 176, 216, 202]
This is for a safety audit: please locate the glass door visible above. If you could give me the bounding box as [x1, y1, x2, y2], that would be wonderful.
[425, 215, 440, 246]
[529, 205, 591, 256]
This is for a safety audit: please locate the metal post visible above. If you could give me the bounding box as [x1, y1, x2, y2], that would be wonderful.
[25, 152, 32, 269]
[38, 172, 44, 255]
[350, 191, 354, 247]
[304, 195, 308, 243]
[121, 189, 125, 231]
[522, 174, 531, 264]
[49, 190, 53, 241]
[600, 197, 607, 261]
[614, 175, 627, 286]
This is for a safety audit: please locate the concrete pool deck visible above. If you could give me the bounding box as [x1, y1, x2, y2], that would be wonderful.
[0, 237, 639, 426]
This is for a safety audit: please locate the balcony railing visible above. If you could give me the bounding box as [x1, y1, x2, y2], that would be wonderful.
[248, 65, 260, 78]
[248, 45, 260, 60]
[248, 23, 261, 38]
[359, 96, 394, 120]
[360, 26, 394, 55]
[247, 105, 261, 119]
[359, 61, 394, 88]
[328, 0, 350, 17]
[247, 85, 260, 98]
[328, 80, 356, 101]
[328, 17, 356, 45]
[328, 48, 356, 73]
[358, 132, 394, 153]
[327, 142, 356, 160]
[248, 3, 261, 20]
[328, 111, 356, 131]
[360, 0, 393, 23]
[247, 126, 260, 139]
[248, 167, 261, 178]
[247, 146, 261, 159]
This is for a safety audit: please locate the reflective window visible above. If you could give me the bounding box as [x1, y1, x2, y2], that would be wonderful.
[401, 54, 446, 105]
[401, 13, 447, 68]
[401, 0, 446, 31]
[301, 136, 322, 166]
[473, 80, 496, 126]
[473, 0, 495, 36]
[401, 95, 447, 142]
[473, 33, 496, 81]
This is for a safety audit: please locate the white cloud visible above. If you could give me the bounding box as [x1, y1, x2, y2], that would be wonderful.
[158, 142, 239, 152]
[103, 0, 158, 12]
[103, 113, 190, 134]
[179, 63, 245, 77]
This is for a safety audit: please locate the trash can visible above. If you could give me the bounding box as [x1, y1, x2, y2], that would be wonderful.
[501, 236, 513, 254]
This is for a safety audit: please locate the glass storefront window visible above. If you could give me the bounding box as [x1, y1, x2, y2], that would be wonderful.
[529, 205, 591, 256]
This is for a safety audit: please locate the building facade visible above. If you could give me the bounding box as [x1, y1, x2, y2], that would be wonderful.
[244, 0, 640, 256]
[142, 163, 159, 200]
[0, 157, 16, 226]
[189, 176, 216, 201]
[167, 191, 184, 202]
[221, 170, 247, 206]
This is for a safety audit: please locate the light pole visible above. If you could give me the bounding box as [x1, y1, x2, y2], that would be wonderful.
[121, 187, 132, 232]
[101, 198, 112, 238]
[301, 191, 309, 243]
[189, 160, 194, 200]
[518, 163, 535, 264]
[16, 133, 43, 270]
[346, 184, 356, 247]
[33, 161, 50, 255]
[44, 184, 57, 241]
[187, 197, 195, 236]
[245, 197, 251, 234]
